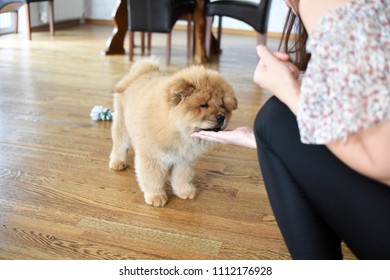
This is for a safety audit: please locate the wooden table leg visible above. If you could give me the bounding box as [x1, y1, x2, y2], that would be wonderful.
[103, 0, 128, 55]
[193, 0, 207, 64]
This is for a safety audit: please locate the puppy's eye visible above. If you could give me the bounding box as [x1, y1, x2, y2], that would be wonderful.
[200, 103, 209, 108]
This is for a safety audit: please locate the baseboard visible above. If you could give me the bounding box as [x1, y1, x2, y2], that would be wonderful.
[31, 19, 82, 32]
[215, 27, 282, 39]
[83, 18, 283, 39]
[31, 18, 285, 40]
[84, 19, 114, 26]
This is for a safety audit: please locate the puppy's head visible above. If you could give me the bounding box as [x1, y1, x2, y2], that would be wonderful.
[167, 66, 237, 134]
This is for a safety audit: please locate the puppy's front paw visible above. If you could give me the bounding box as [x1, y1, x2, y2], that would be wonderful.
[109, 160, 128, 171]
[175, 185, 197, 200]
[144, 193, 168, 207]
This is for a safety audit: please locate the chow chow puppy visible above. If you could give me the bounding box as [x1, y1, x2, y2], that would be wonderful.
[109, 58, 237, 207]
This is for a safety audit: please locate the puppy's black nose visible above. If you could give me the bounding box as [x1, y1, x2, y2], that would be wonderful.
[216, 115, 225, 125]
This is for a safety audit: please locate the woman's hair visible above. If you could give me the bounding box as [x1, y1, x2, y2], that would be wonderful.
[278, 9, 311, 71]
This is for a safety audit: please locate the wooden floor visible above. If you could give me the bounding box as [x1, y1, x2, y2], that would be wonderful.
[0, 24, 356, 260]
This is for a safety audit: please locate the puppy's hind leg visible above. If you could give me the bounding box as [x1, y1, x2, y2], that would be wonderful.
[109, 94, 131, 170]
[171, 163, 197, 200]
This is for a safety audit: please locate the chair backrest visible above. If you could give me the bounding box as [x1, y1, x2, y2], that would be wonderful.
[0, 0, 22, 11]
[205, 0, 273, 34]
[127, 0, 174, 33]
[23, 0, 53, 3]
[127, 0, 195, 33]
[1, 0, 52, 12]
[257, 0, 272, 34]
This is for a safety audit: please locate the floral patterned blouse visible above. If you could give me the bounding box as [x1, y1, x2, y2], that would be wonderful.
[297, 0, 390, 144]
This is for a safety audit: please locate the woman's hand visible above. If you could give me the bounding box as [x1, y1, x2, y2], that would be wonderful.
[191, 127, 256, 149]
[254, 45, 301, 114]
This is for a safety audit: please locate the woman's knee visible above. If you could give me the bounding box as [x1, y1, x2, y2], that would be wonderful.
[254, 96, 292, 145]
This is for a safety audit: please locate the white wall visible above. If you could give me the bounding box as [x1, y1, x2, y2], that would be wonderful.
[16, 0, 84, 33]
[84, 0, 117, 21]
[6, 0, 288, 34]
[84, 0, 289, 34]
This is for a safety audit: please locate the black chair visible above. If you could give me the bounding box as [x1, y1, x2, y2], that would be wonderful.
[0, 0, 54, 40]
[127, 0, 196, 64]
[0, 1, 23, 34]
[204, 0, 272, 57]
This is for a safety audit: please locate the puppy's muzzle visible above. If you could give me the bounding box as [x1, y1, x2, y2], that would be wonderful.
[216, 114, 225, 126]
[201, 114, 226, 132]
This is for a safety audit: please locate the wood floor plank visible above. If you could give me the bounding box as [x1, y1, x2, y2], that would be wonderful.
[0, 24, 357, 260]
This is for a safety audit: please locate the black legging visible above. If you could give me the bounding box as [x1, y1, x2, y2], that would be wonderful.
[254, 96, 390, 260]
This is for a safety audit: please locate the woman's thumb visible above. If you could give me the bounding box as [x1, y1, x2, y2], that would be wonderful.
[256, 45, 276, 63]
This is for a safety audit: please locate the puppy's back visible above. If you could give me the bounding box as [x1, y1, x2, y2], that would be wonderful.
[115, 57, 160, 93]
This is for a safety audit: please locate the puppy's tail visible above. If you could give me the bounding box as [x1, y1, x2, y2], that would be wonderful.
[115, 56, 160, 93]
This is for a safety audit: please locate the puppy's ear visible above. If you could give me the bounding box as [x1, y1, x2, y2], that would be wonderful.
[224, 96, 238, 111]
[168, 79, 195, 106]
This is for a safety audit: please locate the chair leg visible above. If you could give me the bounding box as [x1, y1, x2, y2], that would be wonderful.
[205, 16, 213, 58]
[13, 11, 18, 33]
[129, 31, 134, 61]
[186, 14, 192, 59]
[25, 3, 31, 40]
[217, 16, 222, 51]
[141, 32, 145, 55]
[147, 32, 152, 54]
[257, 33, 267, 46]
[48, 0, 55, 36]
[166, 33, 171, 65]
